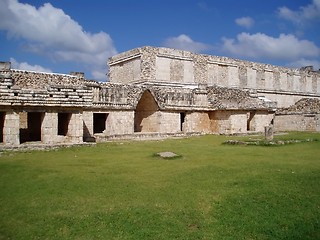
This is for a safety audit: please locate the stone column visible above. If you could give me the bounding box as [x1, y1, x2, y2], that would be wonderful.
[194, 84, 208, 106]
[264, 125, 274, 141]
[42, 112, 58, 144]
[3, 111, 20, 146]
[82, 111, 94, 141]
[68, 112, 83, 143]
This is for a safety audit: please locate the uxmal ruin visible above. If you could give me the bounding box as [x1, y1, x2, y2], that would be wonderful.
[0, 46, 319, 147]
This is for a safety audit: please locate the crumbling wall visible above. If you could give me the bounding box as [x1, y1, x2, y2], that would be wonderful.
[0, 70, 92, 108]
[280, 98, 320, 114]
[10, 70, 86, 89]
[274, 98, 320, 132]
[207, 86, 274, 110]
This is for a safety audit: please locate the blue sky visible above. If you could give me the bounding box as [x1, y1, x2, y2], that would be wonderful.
[1, 0, 319, 81]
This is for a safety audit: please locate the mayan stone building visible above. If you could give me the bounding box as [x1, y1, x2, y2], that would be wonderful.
[0, 46, 319, 147]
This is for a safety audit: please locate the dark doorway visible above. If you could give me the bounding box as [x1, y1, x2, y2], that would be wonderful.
[28, 112, 43, 141]
[58, 113, 71, 136]
[180, 112, 185, 132]
[94, 113, 108, 134]
[19, 112, 43, 143]
[0, 112, 4, 143]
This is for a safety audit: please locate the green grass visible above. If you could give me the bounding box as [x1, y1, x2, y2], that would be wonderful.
[0, 132, 320, 239]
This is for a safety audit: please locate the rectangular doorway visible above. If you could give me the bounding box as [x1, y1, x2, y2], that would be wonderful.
[93, 113, 108, 134]
[19, 112, 43, 143]
[0, 112, 4, 143]
[180, 112, 186, 132]
[58, 113, 71, 136]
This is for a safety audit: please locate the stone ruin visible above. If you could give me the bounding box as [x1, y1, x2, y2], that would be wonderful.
[0, 46, 319, 148]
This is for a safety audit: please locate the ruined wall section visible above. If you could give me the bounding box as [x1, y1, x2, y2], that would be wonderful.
[207, 86, 275, 110]
[274, 98, 320, 132]
[277, 98, 320, 114]
[92, 82, 274, 114]
[0, 68, 92, 108]
[11, 70, 87, 88]
[93, 83, 207, 110]
[92, 83, 144, 109]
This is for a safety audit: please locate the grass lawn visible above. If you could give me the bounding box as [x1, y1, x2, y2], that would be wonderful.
[0, 132, 319, 239]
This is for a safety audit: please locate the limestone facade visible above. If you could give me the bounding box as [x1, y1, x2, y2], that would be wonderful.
[0, 46, 319, 147]
[109, 46, 320, 107]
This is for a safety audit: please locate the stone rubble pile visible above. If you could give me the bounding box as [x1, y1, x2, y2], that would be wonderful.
[280, 98, 320, 114]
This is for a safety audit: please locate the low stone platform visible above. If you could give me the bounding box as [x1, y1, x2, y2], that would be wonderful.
[95, 132, 202, 142]
[0, 142, 95, 152]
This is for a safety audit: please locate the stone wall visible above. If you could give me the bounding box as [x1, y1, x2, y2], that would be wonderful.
[184, 112, 211, 133]
[105, 111, 135, 135]
[108, 47, 320, 108]
[11, 70, 85, 89]
[278, 98, 320, 114]
[158, 111, 181, 133]
[229, 112, 248, 134]
[250, 111, 274, 132]
[92, 82, 273, 112]
[3, 111, 19, 146]
[209, 111, 231, 134]
[0, 69, 93, 108]
[274, 114, 320, 132]
[207, 86, 276, 110]
[274, 98, 320, 132]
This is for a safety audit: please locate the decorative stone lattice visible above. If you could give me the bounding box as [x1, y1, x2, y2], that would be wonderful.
[207, 86, 270, 110]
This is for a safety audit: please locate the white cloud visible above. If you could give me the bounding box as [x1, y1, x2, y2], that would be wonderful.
[162, 34, 211, 53]
[235, 17, 254, 29]
[222, 32, 320, 61]
[278, 0, 320, 25]
[287, 58, 320, 71]
[91, 69, 107, 80]
[0, 0, 117, 81]
[10, 58, 52, 72]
